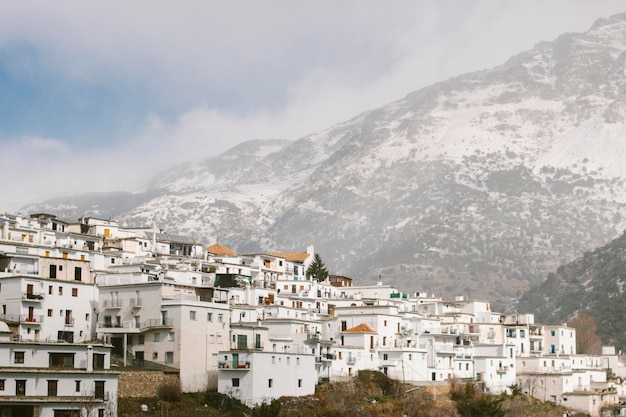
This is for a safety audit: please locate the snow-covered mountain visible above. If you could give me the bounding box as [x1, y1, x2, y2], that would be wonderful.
[24, 13, 626, 308]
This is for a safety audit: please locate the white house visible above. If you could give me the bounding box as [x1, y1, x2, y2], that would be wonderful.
[0, 321, 118, 417]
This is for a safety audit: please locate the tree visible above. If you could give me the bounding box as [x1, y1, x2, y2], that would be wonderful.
[306, 253, 329, 282]
[567, 312, 602, 355]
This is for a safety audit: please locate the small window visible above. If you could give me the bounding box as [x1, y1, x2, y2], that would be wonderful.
[47, 309, 53, 317]
[48, 286, 53, 295]
[165, 352, 174, 363]
[58, 287, 63, 296]
[14, 352, 25, 364]
[298, 379, 302, 388]
[168, 332, 175, 341]
[154, 333, 160, 342]
[47, 380, 58, 396]
[153, 352, 158, 359]
[232, 378, 240, 387]
[75, 380, 81, 392]
[190, 311, 196, 321]
[72, 288, 78, 297]
[207, 312, 213, 322]
[0, 379, 5, 390]
[218, 314, 223, 323]
[268, 379, 273, 388]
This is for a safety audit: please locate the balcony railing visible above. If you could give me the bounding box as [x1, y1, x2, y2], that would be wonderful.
[346, 357, 356, 365]
[64, 318, 75, 326]
[21, 315, 44, 324]
[22, 292, 45, 302]
[99, 318, 174, 330]
[129, 298, 143, 308]
[218, 361, 251, 370]
[102, 299, 122, 308]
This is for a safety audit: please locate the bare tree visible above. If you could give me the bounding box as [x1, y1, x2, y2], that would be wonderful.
[567, 312, 602, 355]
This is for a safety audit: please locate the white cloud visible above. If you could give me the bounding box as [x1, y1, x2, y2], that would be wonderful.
[0, 1, 625, 211]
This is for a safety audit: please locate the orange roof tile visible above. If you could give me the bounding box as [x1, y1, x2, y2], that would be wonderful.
[344, 323, 376, 333]
[268, 251, 309, 262]
[206, 243, 235, 256]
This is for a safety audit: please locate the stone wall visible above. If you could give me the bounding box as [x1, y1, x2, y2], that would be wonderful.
[118, 370, 180, 398]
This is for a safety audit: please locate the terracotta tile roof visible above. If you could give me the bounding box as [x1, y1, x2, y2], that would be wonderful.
[268, 251, 309, 262]
[206, 243, 235, 256]
[344, 323, 376, 333]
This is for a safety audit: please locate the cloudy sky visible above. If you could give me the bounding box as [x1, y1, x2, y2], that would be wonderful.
[1, 1, 624, 211]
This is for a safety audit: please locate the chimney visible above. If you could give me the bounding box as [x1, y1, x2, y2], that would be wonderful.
[86, 345, 93, 371]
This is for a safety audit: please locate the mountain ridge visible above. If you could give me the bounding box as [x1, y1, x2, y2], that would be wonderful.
[23, 13, 626, 309]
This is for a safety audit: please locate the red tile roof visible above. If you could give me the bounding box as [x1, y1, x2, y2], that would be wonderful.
[344, 323, 375, 333]
[268, 252, 309, 262]
[206, 243, 235, 256]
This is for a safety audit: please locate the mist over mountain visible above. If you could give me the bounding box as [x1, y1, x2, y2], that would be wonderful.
[23, 13, 626, 309]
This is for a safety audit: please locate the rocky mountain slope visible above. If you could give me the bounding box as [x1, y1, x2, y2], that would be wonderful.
[23, 13, 626, 308]
[517, 230, 626, 350]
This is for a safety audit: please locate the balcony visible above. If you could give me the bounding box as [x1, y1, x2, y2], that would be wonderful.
[129, 298, 143, 308]
[346, 357, 356, 365]
[21, 315, 43, 324]
[102, 299, 122, 309]
[218, 361, 251, 370]
[22, 292, 44, 302]
[496, 366, 509, 374]
[322, 353, 336, 361]
[97, 318, 174, 332]
[64, 318, 75, 327]
[305, 333, 320, 343]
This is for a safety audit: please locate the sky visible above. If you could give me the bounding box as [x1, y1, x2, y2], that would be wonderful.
[0, 1, 625, 212]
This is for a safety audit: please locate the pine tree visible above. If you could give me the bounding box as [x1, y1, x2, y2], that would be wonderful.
[306, 253, 329, 282]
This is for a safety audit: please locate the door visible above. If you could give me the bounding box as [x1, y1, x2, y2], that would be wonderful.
[16, 380, 26, 396]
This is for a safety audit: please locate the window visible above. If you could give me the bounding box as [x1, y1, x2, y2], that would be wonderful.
[165, 352, 174, 363]
[75, 380, 81, 392]
[383, 354, 388, 360]
[168, 332, 175, 341]
[72, 288, 78, 297]
[94, 381, 105, 400]
[49, 285, 53, 294]
[298, 379, 302, 388]
[190, 311, 196, 321]
[49, 265, 57, 279]
[14, 351, 25, 364]
[47, 380, 58, 396]
[48, 309, 53, 317]
[74, 267, 82, 281]
[154, 333, 160, 342]
[93, 353, 105, 369]
[58, 286, 63, 296]
[272, 356, 276, 364]
[153, 352, 158, 359]
[49, 352, 75, 367]
[551, 330, 556, 336]
[207, 312, 213, 322]
[218, 314, 223, 323]
[138, 335, 145, 345]
[0, 379, 4, 390]
[232, 378, 240, 387]
[268, 379, 273, 388]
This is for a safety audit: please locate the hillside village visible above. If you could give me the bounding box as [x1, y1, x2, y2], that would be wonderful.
[1, 212, 626, 416]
